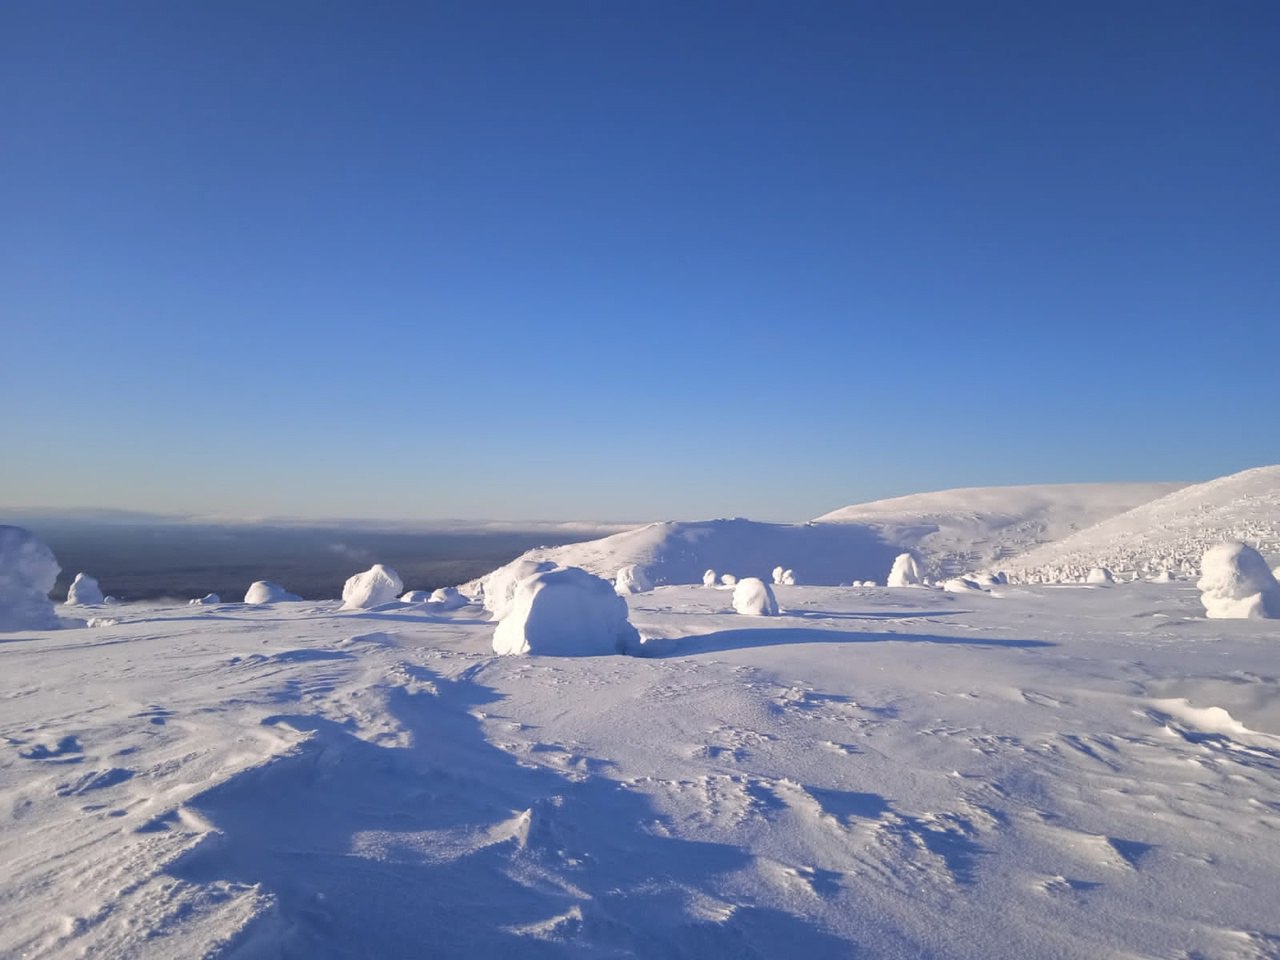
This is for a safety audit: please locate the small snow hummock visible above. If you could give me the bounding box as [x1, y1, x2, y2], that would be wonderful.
[429, 586, 469, 610]
[401, 590, 431, 603]
[341, 564, 403, 611]
[942, 577, 983, 594]
[720, 574, 738, 587]
[887, 553, 923, 587]
[0, 526, 61, 632]
[614, 564, 652, 595]
[703, 569, 718, 587]
[484, 559, 558, 620]
[492, 566, 640, 656]
[244, 581, 302, 604]
[1196, 542, 1280, 620]
[1086, 567, 1115, 586]
[732, 577, 780, 616]
[66, 572, 104, 606]
[188, 593, 221, 606]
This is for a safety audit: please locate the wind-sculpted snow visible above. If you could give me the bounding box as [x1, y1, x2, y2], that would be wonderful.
[492, 566, 640, 656]
[4, 583, 1280, 957]
[340, 564, 403, 610]
[1003, 466, 1280, 582]
[66, 572, 104, 606]
[0, 525, 61, 631]
[1197, 542, 1280, 619]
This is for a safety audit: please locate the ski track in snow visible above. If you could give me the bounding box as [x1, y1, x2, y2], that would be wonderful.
[2, 586, 1280, 959]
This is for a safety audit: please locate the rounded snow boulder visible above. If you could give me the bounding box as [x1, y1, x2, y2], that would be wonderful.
[1086, 567, 1115, 586]
[66, 572, 104, 606]
[483, 559, 558, 620]
[702, 569, 718, 587]
[244, 581, 302, 604]
[942, 577, 984, 594]
[732, 577, 780, 616]
[772, 566, 785, 585]
[614, 564, 652, 595]
[401, 590, 432, 603]
[1197, 542, 1280, 620]
[780, 569, 796, 586]
[720, 573, 738, 587]
[430, 586, 469, 610]
[189, 593, 221, 606]
[0, 526, 61, 631]
[492, 566, 640, 656]
[887, 553, 923, 587]
[341, 564, 404, 611]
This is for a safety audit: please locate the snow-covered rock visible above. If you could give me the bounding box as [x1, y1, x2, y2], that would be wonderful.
[1086, 567, 1115, 586]
[1196, 542, 1280, 620]
[887, 553, 923, 587]
[943, 577, 984, 593]
[429, 586, 469, 610]
[772, 566, 785, 584]
[703, 569, 718, 587]
[188, 593, 221, 606]
[614, 564, 652, 595]
[244, 581, 302, 604]
[483, 559, 558, 620]
[66, 573, 104, 606]
[732, 577, 780, 616]
[0, 526, 61, 631]
[492, 566, 639, 656]
[341, 564, 404, 611]
[720, 573, 738, 587]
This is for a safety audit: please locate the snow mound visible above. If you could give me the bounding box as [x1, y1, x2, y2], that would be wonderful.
[943, 577, 984, 593]
[341, 564, 404, 611]
[0, 526, 61, 631]
[244, 581, 302, 604]
[887, 553, 924, 587]
[732, 577, 780, 616]
[1086, 567, 1115, 586]
[720, 573, 738, 586]
[492, 566, 639, 656]
[188, 593, 221, 606]
[429, 587, 469, 610]
[1197, 542, 1280, 620]
[614, 564, 652, 595]
[481, 559, 558, 620]
[401, 590, 431, 603]
[702, 569, 717, 587]
[1003, 466, 1280, 583]
[66, 573, 104, 606]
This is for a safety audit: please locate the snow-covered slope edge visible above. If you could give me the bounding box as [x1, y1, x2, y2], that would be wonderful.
[1001, 465, 1280, 582]
[467, 482, 1181, 592]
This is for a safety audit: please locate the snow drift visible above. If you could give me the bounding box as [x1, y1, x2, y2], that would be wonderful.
[244, 581, 302, 604]
[341, 565, 404, 611]
[66, 572, 104, 606]
[732, 577, 780, 616]
[1197, 542, 1280, 620]
[0, 526, 61, 631]
[492, 566, 640, 656]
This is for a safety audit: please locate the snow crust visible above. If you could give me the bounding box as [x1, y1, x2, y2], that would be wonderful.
[887, 553, 923, 587]
[340, 564, 404, 610]
[243, 581, 302, 604]
[0, 525, 61, 631]
[66, 572, 104, 606]
[1197, 542, 1280, 619]
[732, 577, 780, 616]
[492, 566, 639, 656]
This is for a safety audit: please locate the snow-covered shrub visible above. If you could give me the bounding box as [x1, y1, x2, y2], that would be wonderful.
[1086, 567, 1115, 586]
[66, 572, 104, 606]
[720, 573, 738, 587]
[703, 569, 718, 587]
[429, 586, 468, 610]
[492, 566, 639, 656]
[483, 559, 557, 620]
[614, 564, 652, 595]
[1197, 542, 1280, 620]
[0, 526, 61, 631]
[341, 564, 403, 610]
[189, 593, 221, 605]
[780, 569, 796, 585]
[772, 566, 785, 585]
[244, 581, 302, 604]
[732, 577, 780, 616]
[887, 553, 923, 587]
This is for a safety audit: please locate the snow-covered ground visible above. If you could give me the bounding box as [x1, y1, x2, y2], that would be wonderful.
[4, 583, 1279, 959]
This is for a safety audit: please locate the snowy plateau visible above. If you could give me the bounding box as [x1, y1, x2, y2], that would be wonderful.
[3, 467, 1280, 959]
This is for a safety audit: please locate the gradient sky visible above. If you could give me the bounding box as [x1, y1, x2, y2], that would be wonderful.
[2, 1, 1277, 521]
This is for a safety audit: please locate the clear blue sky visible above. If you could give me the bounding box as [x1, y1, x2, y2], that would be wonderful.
[2, 1, 1276, 521]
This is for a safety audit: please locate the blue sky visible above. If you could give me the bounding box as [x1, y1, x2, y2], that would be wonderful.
[2, 1, 1276, 521]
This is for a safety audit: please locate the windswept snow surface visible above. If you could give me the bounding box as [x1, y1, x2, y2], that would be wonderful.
[3, 581, 1280, 958]
[1003, 466, 1280, 583]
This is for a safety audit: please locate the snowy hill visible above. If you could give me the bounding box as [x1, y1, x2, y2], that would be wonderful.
[470, 482, 1181, 591]
[1001, 465, 1280, 582]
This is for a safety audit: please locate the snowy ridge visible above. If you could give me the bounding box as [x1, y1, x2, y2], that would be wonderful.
[470, 482, 1180, 591]
[1001, 466, 1280, 582]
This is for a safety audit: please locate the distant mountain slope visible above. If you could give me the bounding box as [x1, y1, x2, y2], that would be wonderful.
[813, 482, 1184, 577]
[1001, 466, 1280, 582]
[467, 482, 1182, 592]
